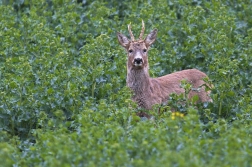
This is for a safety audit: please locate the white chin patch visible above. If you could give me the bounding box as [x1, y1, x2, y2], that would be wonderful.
[134, 63, 143, 67]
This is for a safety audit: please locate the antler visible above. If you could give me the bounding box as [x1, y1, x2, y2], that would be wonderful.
[139, 20, 145, 40]
[128, 23, 135, 41]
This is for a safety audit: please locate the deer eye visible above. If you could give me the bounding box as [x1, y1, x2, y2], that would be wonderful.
[143, 49, 147, 52]
[128, 49, 133, 53]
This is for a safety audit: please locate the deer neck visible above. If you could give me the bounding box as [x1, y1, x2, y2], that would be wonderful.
[126, 66, 151, 95]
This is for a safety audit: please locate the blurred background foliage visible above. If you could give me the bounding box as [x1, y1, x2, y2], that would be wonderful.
[0, 0, 251, 166]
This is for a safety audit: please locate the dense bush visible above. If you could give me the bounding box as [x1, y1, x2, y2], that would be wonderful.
[0, 0, 251, 166]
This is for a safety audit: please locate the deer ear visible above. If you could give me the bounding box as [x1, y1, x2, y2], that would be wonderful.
[117, 32, 130, 48]
[145, 29, 158, 47]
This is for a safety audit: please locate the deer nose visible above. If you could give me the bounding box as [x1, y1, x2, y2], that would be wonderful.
[134, 58, 143, 65]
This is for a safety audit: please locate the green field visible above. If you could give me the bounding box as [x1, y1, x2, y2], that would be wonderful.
[0, 0, 251, 166]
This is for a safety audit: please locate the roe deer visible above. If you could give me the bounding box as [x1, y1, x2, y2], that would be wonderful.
[117, 21, 212, 111]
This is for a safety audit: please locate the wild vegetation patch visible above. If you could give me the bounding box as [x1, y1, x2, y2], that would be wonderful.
[0, 0, 251, 166]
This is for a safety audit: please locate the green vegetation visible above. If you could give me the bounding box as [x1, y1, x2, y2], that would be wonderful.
[0, 0, 251, 166]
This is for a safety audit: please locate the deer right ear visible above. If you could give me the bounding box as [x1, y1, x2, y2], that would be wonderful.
[117, 32, 130, 48]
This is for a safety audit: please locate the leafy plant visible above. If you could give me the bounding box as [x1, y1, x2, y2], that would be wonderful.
[0, 0, 251, 166]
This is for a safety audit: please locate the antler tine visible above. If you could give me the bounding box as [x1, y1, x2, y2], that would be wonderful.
[128, 23, 135, 41]
[139, 20, 145, 40]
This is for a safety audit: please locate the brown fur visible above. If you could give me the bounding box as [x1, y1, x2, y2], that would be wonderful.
[117, 21, 211, 110]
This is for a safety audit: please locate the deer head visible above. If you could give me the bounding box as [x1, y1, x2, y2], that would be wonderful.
[117, 20, 158, 70]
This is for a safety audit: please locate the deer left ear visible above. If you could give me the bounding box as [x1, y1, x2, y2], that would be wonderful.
[145, 29, 158, 47]
[117, 32, 130, 49]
